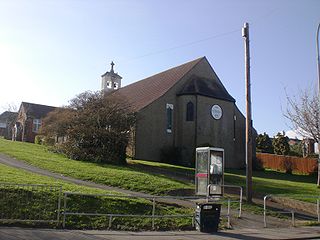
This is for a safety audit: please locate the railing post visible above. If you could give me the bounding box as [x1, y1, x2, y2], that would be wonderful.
[192, 213, 195, 227]
[263, 195, 270, 228]
[152, 198, 156, 230]
[109, 215, 112, 228]
[62, 192, 67, 228]
[57, 186, 62, 226]
[291, 211, 295, 227]
[239, 186, 243, 218]
[227, 199, 231, 228]
[317, 199, 320, 223]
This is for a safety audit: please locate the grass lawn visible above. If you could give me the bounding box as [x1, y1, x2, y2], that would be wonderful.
[0, 163, 193, 230]
[225, 169, 319, 199]
[129, 159, 320, 200]
[0, 138, 319, 201]
[0, 139, 193, 195]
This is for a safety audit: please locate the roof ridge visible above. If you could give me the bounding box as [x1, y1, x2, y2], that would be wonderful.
[22, 101, 57, 108]
[122, 57, 205, 89]
[113, 57, 205, 111]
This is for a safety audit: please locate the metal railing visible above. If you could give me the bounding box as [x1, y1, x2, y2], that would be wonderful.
[0, 182, 242, 230]
[62, 192, 238, 229]
[0, 183, 62, 224]
[223, 184, 243, 218]
[263, 194, 320, 228]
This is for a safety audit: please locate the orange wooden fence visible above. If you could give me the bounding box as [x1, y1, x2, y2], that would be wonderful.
[256, 153, 318, 174]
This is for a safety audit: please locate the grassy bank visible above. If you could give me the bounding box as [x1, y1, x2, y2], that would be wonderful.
[0, 139, 193, 195]
[0, 138, 319, 201]
[0, 163, 193, 230]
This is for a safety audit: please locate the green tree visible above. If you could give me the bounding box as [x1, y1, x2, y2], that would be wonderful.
[289, 140, 303, 157]
[272, 132, 290, 155]
[256, 132, 273, 153]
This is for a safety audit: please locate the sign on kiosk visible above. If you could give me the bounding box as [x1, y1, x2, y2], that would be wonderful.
[195, 147, 224, 196]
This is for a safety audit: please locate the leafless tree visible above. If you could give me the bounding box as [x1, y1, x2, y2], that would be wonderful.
[1, 102, 18, 112]
[284, 86, 320, 185]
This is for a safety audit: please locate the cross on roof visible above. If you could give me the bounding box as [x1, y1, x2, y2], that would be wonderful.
[110, 61, 115, 72]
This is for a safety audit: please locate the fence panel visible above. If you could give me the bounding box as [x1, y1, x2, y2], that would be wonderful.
[257, 153, 317, 174]
[0, 183, 62, 224]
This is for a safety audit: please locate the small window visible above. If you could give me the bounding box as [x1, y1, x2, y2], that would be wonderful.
[166, 104, 173, 133]
[186, 101, 194, 121]
[233, 115, 236, 141]
[113, 82, 118, 89]
[32, 119, 42, 133]
[106, 81, 112, 89]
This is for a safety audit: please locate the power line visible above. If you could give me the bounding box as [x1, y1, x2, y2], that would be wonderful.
[121, 29, 240, 63]
[118, 9, 278, 64]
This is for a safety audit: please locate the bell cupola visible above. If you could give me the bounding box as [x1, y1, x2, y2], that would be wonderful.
[101, 61, 122, 94]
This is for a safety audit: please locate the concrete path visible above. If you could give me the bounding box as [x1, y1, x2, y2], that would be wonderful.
[1, 226, 320, 240]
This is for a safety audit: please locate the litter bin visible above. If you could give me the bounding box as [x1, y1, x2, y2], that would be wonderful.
[195, 203, 221, 233]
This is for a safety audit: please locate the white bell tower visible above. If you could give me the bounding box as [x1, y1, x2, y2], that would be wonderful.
[101, 61, 122, 94]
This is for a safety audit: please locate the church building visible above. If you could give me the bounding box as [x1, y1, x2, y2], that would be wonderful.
[101, 57, 246, 168]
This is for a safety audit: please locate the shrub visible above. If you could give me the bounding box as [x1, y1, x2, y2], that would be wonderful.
[41, 91, 136, 165]
[34, 135, 44, 145]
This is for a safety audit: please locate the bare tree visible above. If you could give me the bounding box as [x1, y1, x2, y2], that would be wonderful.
[284, 87, 320, 185]
[1, 102, 18, 112]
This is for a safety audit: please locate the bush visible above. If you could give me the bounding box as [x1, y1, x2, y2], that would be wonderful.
[34, 135, 44, 145]
[272, 132, 290, 155]
[42, 137, 55, 146]
[41, 91, 136, 165]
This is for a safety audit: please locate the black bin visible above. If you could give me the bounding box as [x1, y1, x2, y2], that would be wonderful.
[195, 203, 221, 233]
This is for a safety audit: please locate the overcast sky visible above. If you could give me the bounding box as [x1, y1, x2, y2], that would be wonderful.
[0, 0, 319, 138]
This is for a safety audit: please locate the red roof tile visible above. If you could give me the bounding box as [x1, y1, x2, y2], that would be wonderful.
[113, 57, 204, 111]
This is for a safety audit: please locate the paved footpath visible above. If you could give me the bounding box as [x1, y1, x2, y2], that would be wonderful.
[1, 227, 320, 240]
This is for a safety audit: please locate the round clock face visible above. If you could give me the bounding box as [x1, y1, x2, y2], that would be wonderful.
[211, 104, 222, 120]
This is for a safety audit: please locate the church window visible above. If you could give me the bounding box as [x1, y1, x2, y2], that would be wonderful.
[166, 104, 173, 133]
[233, 115, 236, 141]
[113, 82, 118, 89]
[32, 119, 42, 133]
[186, 101, 194, 121]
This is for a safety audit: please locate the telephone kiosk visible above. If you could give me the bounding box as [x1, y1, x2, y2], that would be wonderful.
[195, 147, 224, 233]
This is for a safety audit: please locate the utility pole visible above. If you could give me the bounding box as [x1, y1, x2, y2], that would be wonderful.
[242, 22, 253, 202]
[316, 23, 320, 186]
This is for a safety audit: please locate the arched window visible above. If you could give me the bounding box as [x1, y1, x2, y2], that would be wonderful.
[186, 101, 194, 121]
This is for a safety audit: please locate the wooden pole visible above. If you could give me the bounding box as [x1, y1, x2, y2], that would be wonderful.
[242, 22, 253, 202]
[316, 23, 320, 187]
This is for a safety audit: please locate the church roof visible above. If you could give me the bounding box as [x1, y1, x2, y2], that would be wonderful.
[113, 57, 204, 111]
[177, 76, 235, 102]
[20, 102, 57, 119]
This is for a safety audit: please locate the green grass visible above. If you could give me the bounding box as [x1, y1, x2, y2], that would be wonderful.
[225, 169, 319, 198]
[0, 139, 193, 195]
[1, 138, 319, 216]
[129, 158, 320, 200]
[0, 163, 193, 230]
